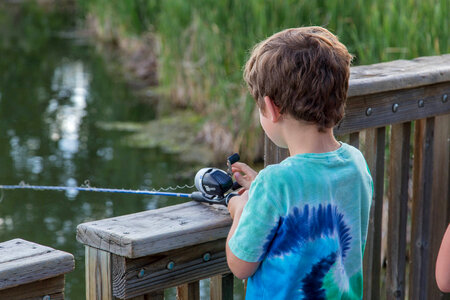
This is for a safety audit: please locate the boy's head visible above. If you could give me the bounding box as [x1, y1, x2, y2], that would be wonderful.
[244, 26, 352, 131]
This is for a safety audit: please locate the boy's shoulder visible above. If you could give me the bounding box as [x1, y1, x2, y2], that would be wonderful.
[255, 143, 370, 184]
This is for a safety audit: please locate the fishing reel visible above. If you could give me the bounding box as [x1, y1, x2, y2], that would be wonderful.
[191, 153, 241, 206]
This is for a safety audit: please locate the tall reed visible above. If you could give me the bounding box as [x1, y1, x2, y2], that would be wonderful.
[78, 0, 448, 160]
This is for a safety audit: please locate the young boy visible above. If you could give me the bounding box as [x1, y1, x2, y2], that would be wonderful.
[436, 224, 450, 293]
[226, 27, 373, 299]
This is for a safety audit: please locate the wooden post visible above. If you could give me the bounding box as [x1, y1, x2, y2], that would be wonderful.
[210, 273, 234, 300]
[410, 118, 435, 300]
[264, 136, 289, 166]
[0, 239, 74, 300]
[363, 127, 386, 300]
[386, 122, 411, 300]
[85, 246, 112, 300]
[177, 281, 200, 300]
[349, 132, 360, 149]
[78, 202, 232, 299]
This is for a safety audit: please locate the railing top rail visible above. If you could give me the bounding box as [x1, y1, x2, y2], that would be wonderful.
[0, 239, 74, 290]
[348, 54, 450, 97]
[76, 202, 231, 258]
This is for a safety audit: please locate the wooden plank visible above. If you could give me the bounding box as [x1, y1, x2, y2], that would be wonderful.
[362, 127, 386, 300]
[210, 273, 233, 300]
[427, 114, 450, 299]
[0, 239, 74, 290]
[112, 239, 229, 299]
[86, 246, 113, 300]
[349, 132, 360, 148]
[348, 54, 450, 97]
[264, 136, 289, 166]
[409, 118, 435, 300]
[386, 122, 411, 300]
[177, 281, 199, 300]
[0, 274, 64, 300]
[335, 82, 450, 135]
[210, 275, 222, 300]
[77, 201, 232, 258]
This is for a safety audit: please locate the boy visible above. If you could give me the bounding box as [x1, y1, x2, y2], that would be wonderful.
[436, 224, 450, 293]
[226, 27, 373, 299]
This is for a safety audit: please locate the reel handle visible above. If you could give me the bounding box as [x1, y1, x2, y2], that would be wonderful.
[227, 153, 242, 191]
[227, 153, 240, 165]
[191, 191, 238, 207]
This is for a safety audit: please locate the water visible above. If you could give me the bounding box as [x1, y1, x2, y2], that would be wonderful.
[0, 3, 197, 298]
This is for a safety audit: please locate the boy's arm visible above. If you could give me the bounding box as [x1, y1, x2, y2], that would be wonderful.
[436, 224, 450, 293]
[226, 192, 260, 279]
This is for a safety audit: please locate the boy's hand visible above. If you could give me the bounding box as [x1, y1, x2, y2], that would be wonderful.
[227, 191, 248, 220]
[231, 162, 258, 193]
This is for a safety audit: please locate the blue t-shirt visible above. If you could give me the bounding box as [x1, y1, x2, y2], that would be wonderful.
[228, 143, 373, 299]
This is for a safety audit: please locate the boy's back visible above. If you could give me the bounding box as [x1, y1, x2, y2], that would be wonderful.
[225, 26, 373, 300]
[229, 143, 372, 299]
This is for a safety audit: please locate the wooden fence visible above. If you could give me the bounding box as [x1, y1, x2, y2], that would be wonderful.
[77, 54, 450, 300]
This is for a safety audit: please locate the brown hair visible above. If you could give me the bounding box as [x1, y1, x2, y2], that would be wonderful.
[243, 26, 352, 131]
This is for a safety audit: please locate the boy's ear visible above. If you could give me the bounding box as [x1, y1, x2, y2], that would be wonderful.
[263, 96, 282, 122]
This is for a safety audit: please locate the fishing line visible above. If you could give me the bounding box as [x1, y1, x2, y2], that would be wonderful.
[0, 153, 242, 206]
[0, 182, 194, 198]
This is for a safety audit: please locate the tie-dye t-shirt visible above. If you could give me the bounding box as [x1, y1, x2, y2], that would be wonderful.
[228, 143, 373, 299]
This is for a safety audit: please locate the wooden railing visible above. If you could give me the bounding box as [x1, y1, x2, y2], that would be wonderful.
[77, 54, 450, 300]
[0, 239, 75, 299]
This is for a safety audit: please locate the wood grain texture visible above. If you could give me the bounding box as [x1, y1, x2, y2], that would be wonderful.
[410, 118, 435, 300]
[77, 201, 232, 258]
[85, 246, 112, 300]
[348, 54, 450, 97]
[210, 273, 233, 300]
[349, 132, 360, 149]
[0, 275, 64, 300]
[362, 127, 386, 300]
[176, 281, 199, 300]
[0, 239, 74, 290]
[336, 82, 450, 135]
[112, 239, 229, 299]
[264, 136, 289, 166]
[386, 122, 411, 300]
[210, 275, 222, 300]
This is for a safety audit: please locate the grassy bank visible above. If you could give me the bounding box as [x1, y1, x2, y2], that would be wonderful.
[77, 0, 448, 161]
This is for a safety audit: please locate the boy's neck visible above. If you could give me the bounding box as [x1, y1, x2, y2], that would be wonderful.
[280, 117, 341, 156]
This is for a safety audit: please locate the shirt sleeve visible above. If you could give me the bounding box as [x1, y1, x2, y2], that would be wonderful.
[228, 168, 281, 262]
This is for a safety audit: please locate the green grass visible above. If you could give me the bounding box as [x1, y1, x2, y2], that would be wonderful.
[77, 0, 449, 160]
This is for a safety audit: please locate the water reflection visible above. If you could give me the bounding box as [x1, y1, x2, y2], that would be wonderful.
[50, 61, 88, 157]
[0, 4, 195, 299]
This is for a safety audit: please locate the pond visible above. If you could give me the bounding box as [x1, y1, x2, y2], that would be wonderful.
[0, 3, 204, 298]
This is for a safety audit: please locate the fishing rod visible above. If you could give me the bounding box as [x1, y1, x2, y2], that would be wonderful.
[0, 154, 242, 207]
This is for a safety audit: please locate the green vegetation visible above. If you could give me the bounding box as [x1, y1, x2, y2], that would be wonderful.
[77, 0, 449, 160]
